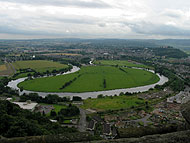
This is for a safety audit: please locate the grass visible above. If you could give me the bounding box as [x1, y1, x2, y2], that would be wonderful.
[12, 72, 35, 80]
[12, 60, 68, 73]
[94, 60, 152, 69]
[81, 95, 145, 111]
[18, 66, 160, 93]
[63, 120, 72, 124]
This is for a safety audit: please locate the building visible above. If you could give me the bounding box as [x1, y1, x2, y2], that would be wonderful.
[87, 120, 96, 131]
[13, 101, 38, 111]
[103, 123, 111, 136]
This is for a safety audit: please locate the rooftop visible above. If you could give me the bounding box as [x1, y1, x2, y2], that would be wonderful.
[13, 102, 38, 111]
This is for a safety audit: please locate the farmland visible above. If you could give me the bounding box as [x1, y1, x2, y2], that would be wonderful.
[0, 63, 14, 76]
[0, 64, 7, 71]
[12, 60, 68, 73]
[94, 60, 152, 69]
[81, 95, 145, 111]
[18, 66, 159, 93]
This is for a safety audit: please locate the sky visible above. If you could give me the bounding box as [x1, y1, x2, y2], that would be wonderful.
[0, 0, 190, 39]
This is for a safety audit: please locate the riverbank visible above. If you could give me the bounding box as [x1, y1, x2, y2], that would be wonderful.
[7, 66, 168, 99]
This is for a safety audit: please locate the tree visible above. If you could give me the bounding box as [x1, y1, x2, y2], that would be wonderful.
[50, 110, 57, 117]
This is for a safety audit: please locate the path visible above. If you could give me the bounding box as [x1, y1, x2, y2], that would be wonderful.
[132, 114, 152, 126]
[78, 108, 87, 132]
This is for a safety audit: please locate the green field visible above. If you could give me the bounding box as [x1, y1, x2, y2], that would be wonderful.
[81, 95, 145, 111]
[13, 60, 68, 73]
[94, 60, 152, 69]
[12, 72, 35, 80]
[18, 66, 159, 93]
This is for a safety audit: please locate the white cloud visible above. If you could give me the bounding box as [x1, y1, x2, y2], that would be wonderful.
[0, 0, 190, 39]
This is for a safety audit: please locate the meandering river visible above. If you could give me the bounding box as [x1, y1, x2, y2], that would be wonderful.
[7, 66, 168, 99]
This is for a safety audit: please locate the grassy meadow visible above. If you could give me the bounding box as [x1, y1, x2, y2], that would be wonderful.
[18, 66, 159, 93]
[81, 95, 145, 111]
[12, 60, 68, 73]
[94, 60, 152, 69]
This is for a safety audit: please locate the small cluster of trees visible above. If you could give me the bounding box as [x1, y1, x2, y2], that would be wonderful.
[20, 93, 83, 103]
[119, 67, 128, 74]
[103, 79, 106, 88]
[50, 104, 80, 122]
[155, 66, 185, 92]
[13, 65, 73, 79]
[60, 74, 82, 90]
[20, 93, 70, 104]
[0, 77, 18, 96]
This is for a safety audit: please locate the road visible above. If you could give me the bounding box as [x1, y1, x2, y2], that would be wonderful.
[78, 108, 87, 132]
[132, 114, 152, 126]
[9, 62, 16, 74]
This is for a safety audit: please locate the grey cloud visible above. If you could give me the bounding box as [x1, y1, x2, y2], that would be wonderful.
[98, 23, 106, 27]
[0, 0, 111, 8]
[126, 22, 190, 36]
[0, 25, 60, 36]
[161, 10, 183, 18]
[43, 16, 98, 25]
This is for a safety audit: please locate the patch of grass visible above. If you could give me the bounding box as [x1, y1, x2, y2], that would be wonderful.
[81, 95, 145, 111]
[18, 66, 159, 93]
[63, 120, 71, 124]
[138, 121, 144, 126]
[12, 72, 35, 79]
[12, 60, 68, 73]
[94, 60, 152, 69]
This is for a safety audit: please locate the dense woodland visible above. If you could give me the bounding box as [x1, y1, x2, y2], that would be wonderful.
[0, 100, 77, 138]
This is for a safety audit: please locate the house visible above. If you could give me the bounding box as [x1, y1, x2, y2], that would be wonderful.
[72, 101, 83, 105]
[103, 123, 111, 136]
[13, 100, 38, 111]
[35, 104, 54, 114]
[111, 126, 117, 139]
[92, 115, 103, 123]
[115, 121, 125, 128]
[87, 120, 96, 131]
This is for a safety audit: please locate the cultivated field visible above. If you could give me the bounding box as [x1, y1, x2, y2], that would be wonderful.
[12, 60, 68, 73]
[42, 53, 81, 56]
[94, 60, 152, 69]
[18, 66, 159, 93]
[0, 65, 7, 71]
[81, 95, 145, 111]
[0, 63, 15, 76]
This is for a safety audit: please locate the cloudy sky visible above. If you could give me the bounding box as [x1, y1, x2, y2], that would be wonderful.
[0, 0, 190, 39]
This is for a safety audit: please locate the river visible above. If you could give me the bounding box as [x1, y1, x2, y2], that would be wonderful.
[7, 66, 168, 99]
